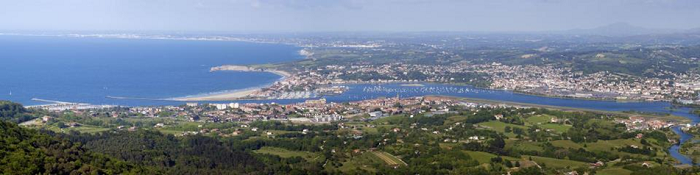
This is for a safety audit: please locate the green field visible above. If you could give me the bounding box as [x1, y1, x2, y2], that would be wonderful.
[478, 120, 527, 137]
[371, 151, 407, 166]
[65, 125, 111, 133]
[526, 115, 552, 124]
[506, 140, 543, 152]
[597, 167, 632, 175]
[254, 147, 321, 162]
[539, 123, 571, 133]
[336, 152, 383, 172]
[526, 155, 589, 168]
[43, 124, 111, 134]
[550, 140, 583, 149]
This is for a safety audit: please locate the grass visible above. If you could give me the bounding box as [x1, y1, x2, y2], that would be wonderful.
[539, 123, 572, 133]
[597, 167, 632, 175]
[526, 155, 589, 168]
[43, 124, 111, 134]
[446, 115, 468, 124]
[361, 127, 379, 135]
[371, 151, 407, 166]
[478, 121, 527, 137]
[506, 140, 543, 152]
[66, 126, 111, 133]
[370, 115, 406, 125]
[254, 147, 320, 162]
[586, 139, 641, 152]
[526, 115, 551, 124]
[464, 151, 498, 164]
[336, 152, 382, 173]
[550, 140, 583, 149]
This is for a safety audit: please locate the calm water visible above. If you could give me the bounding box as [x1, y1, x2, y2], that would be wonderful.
[670, 127, 696, 165]
[0, 35, 303, 106]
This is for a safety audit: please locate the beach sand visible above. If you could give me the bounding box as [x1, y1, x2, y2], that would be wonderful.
[171, 88, 260, 101]
[171, 65, 290, 101]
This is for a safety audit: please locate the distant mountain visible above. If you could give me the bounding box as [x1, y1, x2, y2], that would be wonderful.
[686, 27, 700, 34]
[564, 22, 680, 37]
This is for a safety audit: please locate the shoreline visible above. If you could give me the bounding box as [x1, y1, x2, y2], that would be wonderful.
[431, 95, 692, 123]
[170, 88, 261, 101]
[170, 65, 291, 101]
[337, 81, 667, 103]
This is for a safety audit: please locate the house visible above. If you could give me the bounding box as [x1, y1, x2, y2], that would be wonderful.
[550, 117, 560, 123]
[369, 111, 384, 118]
[591, 161, 604, 167]
[494, 114, 504, 120]
[67, 122, 81, 127]
[41, 116, 52, 123]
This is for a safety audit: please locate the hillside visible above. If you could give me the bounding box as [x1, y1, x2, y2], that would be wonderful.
[0, 119, 148, 174]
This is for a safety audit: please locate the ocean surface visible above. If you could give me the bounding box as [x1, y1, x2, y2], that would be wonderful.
[0, 35, 302, 106]
[0, 36, 697, 164]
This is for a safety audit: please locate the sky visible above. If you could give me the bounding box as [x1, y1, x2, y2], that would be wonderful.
[0, 0, 699, 32]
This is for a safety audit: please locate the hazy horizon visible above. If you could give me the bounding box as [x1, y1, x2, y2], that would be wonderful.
[1, 0, 699, 33]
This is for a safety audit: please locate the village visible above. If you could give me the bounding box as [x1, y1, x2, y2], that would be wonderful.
[282, 62, 700, 102]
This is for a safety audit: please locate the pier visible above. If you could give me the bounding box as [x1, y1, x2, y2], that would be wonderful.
[28, 98, 117, 111]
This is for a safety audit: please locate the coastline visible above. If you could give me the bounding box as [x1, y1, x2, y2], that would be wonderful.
[432, 95, 692, 122]
[171, 88, 261, 101]
[170, 65, 291, 102]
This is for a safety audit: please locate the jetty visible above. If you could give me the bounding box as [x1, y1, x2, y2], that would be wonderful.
[28, 98, 117, 111]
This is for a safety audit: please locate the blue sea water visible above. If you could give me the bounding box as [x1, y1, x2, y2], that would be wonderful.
[0, 35, 302, 106]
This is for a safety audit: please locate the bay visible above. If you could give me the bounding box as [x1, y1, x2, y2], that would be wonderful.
[0, 35, 303, 106]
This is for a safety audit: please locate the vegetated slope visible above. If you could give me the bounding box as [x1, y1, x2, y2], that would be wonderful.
[0, 119, 148, 174]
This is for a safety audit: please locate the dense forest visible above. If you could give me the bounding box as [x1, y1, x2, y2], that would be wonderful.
[0, 101, 36, 123]
[0, 119, 151, 174]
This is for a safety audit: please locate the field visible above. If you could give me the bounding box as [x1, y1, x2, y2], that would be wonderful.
[371, 151, 407, 167]
[477, 120, 527, 137]
[464, 151, 498, 164]
[336, 152, 383, 172]
[254, 147, 321, 162]
[41, 124, 111, 134]
[597, 167, 632, 175]
[525, 156, 588, 168]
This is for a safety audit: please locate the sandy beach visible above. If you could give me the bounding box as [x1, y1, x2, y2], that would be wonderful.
[171, 65, 290, 101]
[171, 88, 260, 101]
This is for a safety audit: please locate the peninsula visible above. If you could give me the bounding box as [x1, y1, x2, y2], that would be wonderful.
[171, 65, 293, 101]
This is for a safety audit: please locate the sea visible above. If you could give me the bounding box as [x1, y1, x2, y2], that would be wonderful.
[0, 35, 698, 165]
[0, 35, 302, 106]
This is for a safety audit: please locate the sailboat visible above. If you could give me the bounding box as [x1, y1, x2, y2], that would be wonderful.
[8, 91, 12, 96]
